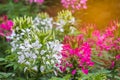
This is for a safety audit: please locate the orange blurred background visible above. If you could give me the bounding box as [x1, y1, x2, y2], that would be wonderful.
[46, 0, 120, 29]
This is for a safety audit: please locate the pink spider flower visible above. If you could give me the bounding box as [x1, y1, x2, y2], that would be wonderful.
[92, 29, 114, 52]
[110, 61, 115, 69]
[71, 69, 76, 75]
[61, 0, 88, 12]
[0, 15, 14, 37]
[116, 54, 120, 60]
[57, 35, 94, 75]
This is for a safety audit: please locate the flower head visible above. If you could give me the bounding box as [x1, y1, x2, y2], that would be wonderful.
[57, 35, 94, 75]
[72, 69, 76, 75]
[0, 15, 14, 37]
[61, 0, 88, 12]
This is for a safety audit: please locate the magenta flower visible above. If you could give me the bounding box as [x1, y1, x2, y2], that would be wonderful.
[113, 38, 120, 50]
[92, 29, 114, 52]
[61, 0, 88, 12]
[60, 66, 66, 72]
[0, 16, 14, 37]
[82, 68, 88, 74]
[68, 64, 73, 68]
[110, 61, 115, 69]
[57, 35, 94, 75]
[71, 69, 76, 75]
[116, 54, 120, 60]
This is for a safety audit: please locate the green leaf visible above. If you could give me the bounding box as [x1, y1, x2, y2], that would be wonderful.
[115, 75, 120, 79]
[13, 64, 18, 70]
[5, 63, 13, 68]
[50, 77, 65, 80]
[63, 74, 71, 80]
[0, 72, 13, 79]
[0, 58, 5, 61]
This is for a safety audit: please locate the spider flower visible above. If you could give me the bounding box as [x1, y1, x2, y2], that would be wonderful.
[57, 35, 94, 75]
[0, 16, 14, 37]
[61, 0, 87, 12]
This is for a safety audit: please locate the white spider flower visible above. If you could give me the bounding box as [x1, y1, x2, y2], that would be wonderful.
[32, 66, 38, 71]
[46, 61, 50, 65]
[40, 50, 46, 55]
[31, 40, 42, 48]
[40, 66, 44, 72]
[33, 16, 53, 31]
[18, 55, 25, 64]
[31, 54, 37, 59]
[54, 70, 58, 76]
[25, 61, 30, 65]
[70, 26, 76, 34]
[51, 60, 54, 64]
[47, 40, 63, 53]
[24, 67, 28, 73]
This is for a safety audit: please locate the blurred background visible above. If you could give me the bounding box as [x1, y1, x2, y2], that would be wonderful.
[0, 0, 120, 28]
[75, 0, 120, 28]
[46, 0, 120, 28]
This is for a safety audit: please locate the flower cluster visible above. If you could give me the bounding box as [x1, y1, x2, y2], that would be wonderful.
[84, 21, 120, 71]
[56, 35, 94, 75]
[33, 13, 53, 31]
[116, 54, 120, 60]
[55, 10, 76, 33]
[46, 40, 63, 67]
[13, 16, 32, 30]
[92, 30, 113, 52]
[113, 38, 120, 50]
[47, 40, 63, 54]
[0, 15, 14, 37]
[61, 0, 87, 12]
[11, 27, 46, 72]
[10, 15, 63, 74]
[91, 21, 120, 56]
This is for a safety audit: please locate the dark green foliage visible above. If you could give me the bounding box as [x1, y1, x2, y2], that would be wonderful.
[0, 37, 13, 79]
[0, 0, 44, 19]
